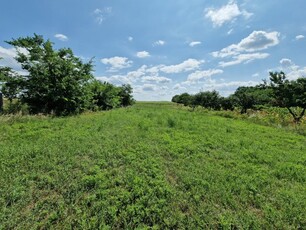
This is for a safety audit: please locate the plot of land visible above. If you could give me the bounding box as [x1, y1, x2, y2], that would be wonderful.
[0, 102, 305, 229]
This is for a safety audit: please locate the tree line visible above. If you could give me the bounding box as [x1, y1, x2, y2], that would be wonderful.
[0, 34, 134, 116]
[172, 72, 306, 123]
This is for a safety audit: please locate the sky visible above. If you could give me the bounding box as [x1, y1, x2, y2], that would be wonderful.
[0, 0, 306, 101]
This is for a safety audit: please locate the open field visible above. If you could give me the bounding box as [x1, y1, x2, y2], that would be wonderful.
[0, 102, 305, 229]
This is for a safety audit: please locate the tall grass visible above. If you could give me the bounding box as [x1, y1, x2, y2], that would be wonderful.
[0, 102, 305, 229]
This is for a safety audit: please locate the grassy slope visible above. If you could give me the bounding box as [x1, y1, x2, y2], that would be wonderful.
[0, 102, 305, 229]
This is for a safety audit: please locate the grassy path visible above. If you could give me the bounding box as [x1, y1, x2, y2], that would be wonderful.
[0, 102, 305, 229]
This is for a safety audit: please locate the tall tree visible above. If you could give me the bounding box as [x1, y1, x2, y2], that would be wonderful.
[270, 71, 306, 123]
[5, 34, 94, 115]
[118, 84, 135, 107]
[233, 87, 257, 114]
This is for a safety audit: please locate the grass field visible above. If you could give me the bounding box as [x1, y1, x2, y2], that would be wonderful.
[0, 102, 305, 229]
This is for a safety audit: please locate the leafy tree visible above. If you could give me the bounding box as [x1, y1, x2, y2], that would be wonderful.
[194, 90, 221, 110]
[0, 60, 15, 112]
[172, 93, 193, 106]
[87, 80, 121, 110]
[171, 94, 180, 103]
[5, 34, 94, 115]
[118, 84, 135, 107]
[220, 96, 235, 111]
[232, 87, 256, 114]
[270, 71, 306, 123]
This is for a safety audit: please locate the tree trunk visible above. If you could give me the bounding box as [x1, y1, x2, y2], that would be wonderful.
[287, 107, 305, 124]
[0, 92, 3, 113]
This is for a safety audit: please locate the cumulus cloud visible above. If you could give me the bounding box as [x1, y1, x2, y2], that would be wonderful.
[280, 58, 294, 68]
[142, 76, 171, 83]
[160, 58, 204, 73]
[212, 31, 279, 67]
[219, 52, 270, 67]
[295, 35, 305, 40]
[205, 1, 253, 27]
[279, 58, 306, 80]
[0, 46, 28, 73]
[136, 51, 150, 58]
[54, 34, 68, 41]
[213, 31, 280, 58]
[187, 69, 223, 82]
[153, 40, 165, 46]
[126, 65, 147, 79]
[189, 41, 202, 47]
[238, 31, 280, 52]
[142, 84, 156, 91]
[101, 56, 133, 72]
[173, 83, 186, 90]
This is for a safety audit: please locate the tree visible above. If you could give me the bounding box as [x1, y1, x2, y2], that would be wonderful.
[87, 80, 121, 110]
[233, 87, 258, 114]
[172, 93, 193, 106]
[118, 84, 135, 107]
[5, 34, 94, 115]
[220, 96, 235, 111]
[270, 71, 306, 123]
[0, 60, 14, 112]
[194, 90, 221, 110]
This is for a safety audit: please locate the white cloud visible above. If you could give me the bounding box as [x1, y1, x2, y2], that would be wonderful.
[287, 67, 306, 80]
[136, 51, 150, 58]
[142, 84, 156, 91]
[252, 73, 259, 78]
[238, 31, 279, 52]
[280, 58, 294, 68]
[219, 52, 270, 67]
[189, 41, 202, 47]
[227, 29, 234, 35]
[101, 56, 133, 72]
[54, 34, 68, 41]
[278, 58, 306, 80]
[153, 40, 165, 46]
[187, 69, 223, 82]
[93, 7, 112, 24]
[94, 9, 102, 14]
[241, 10, 253, 19]
[173, 83, 186, 90]
[160, 58, 204, 73]
[205, 1, 253, 27]
[126, 65, 147, 79]
[146, 65, 162, 74]
[142, 76, 171, 83]
[295, 35, 305, 40]
[0, 46, 26, 72]
[213, 31, 280, 58]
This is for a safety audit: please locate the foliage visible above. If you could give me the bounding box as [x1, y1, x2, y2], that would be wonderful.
[269, 71, 306, 123]
[1, 34, 135, 116]
[232, 86, 272, 114]
[87, 80, 121, 111]
[87, 80, 135, 111]
[4, 34, 94, 115]
[220, 96, 235, 111]
[171, 93, 193, 106]
[0, 102, 305, 229]
[118, 84, 135, 107]
[194, 90, 221, 110]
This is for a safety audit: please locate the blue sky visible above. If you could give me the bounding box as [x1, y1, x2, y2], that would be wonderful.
[1, 0, 306, 100]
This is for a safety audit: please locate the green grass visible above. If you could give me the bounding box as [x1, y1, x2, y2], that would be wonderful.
[0, 102, 305, 229]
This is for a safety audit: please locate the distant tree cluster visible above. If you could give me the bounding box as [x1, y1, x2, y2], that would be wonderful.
[172, 72, 306, 123]
[0, 34, 134, 115]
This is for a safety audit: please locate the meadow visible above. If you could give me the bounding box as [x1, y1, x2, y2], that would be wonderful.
[0, 102, 305, 229]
